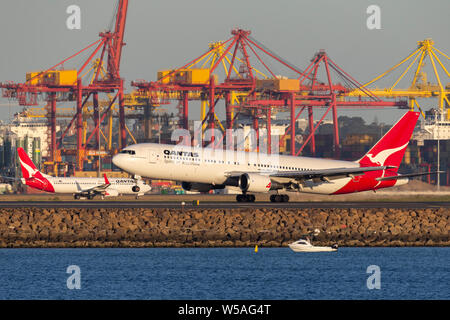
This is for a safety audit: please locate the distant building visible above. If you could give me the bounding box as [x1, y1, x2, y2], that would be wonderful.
[5, 112, 59, 158]
[0, 111, 61, 176]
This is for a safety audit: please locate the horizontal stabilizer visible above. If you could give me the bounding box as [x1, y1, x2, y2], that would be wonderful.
[0, 176, 20, 181]
[376, 171, 444, 181]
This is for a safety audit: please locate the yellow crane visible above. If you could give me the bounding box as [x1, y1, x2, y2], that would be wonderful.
[153, 41, 270, 135]
[348, 39, 450, 118]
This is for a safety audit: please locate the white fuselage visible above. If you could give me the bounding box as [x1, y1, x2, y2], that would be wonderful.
[50, 177, 149, 194]
[22, 176, 151, 196]
[112, 143, 372, 195]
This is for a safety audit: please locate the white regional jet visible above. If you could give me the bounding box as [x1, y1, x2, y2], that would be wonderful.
[17, 147, 151, 199]
[112, 111, 435, 203]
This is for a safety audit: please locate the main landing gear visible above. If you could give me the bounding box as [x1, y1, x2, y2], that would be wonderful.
[270, 194, 289, 203]
[236, 194, 255, 202]
[73, 194, 95, 200]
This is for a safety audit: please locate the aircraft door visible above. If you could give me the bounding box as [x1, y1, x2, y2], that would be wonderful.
[148, 150, 159, 163]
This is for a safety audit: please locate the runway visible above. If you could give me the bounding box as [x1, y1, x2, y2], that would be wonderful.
[0, 201, 449, 209]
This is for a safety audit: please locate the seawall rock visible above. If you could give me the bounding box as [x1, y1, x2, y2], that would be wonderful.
[0, 207, 448, 247]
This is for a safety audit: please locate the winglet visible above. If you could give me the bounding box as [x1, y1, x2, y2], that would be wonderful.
[103, 173, 110, 185]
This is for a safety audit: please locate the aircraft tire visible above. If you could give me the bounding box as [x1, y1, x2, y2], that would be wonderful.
[270, 194, 289, 203]
[236, 194, 255, 202]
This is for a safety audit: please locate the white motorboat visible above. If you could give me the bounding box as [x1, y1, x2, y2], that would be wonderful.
[288, 238, 338, 252]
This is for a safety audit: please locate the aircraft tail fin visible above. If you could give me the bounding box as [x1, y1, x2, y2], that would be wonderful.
[17, 147, 42, 179]
[103, 173, 110, 185]
[358, 111, 420, 171]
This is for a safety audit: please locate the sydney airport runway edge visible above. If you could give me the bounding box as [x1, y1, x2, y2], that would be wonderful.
[0, 201, 449, 209]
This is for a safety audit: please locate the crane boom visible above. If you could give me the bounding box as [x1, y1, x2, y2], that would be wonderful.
[112, 0, 128, 76]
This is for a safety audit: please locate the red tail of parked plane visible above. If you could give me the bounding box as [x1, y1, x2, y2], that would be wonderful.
[17, 147, 44, 179]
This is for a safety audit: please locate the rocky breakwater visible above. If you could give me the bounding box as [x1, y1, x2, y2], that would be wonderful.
[0, 207, 448, 247]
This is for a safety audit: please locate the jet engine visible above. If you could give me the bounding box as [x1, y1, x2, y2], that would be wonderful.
[132, 185, 140, 192]
[239, 173, 273, 193]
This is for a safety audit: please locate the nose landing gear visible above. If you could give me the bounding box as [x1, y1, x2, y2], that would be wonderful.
[270, 194, 289, 203]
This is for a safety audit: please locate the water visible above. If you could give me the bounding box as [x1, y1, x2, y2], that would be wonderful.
[0, 247, 448, 300]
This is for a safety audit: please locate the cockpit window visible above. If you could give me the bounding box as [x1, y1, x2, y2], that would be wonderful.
[120, 150, 136, 155]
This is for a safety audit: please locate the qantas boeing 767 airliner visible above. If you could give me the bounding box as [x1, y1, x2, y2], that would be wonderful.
[112, 111, 435, 202]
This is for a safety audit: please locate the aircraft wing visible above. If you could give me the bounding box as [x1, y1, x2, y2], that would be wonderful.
[226, 166, 393, 182]
[270, 166, 394, 181]
[77, 174, 111, 195]
[83, 183, 110, 193]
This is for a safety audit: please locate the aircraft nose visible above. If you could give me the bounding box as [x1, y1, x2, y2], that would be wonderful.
[112, 154, 119, 167]
[112, 154, 125, 169]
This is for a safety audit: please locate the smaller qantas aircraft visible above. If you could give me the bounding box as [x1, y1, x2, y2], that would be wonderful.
[16, 147, 151, 199]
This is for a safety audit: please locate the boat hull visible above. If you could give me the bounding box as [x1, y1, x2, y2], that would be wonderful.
[288, 244, 337, 252]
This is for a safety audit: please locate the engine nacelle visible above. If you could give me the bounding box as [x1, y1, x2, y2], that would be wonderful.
[104, 189, 119, 197]
[181, 182, 223, 193]
[132, 185, 140, 192]
[239, 173, 272, 193]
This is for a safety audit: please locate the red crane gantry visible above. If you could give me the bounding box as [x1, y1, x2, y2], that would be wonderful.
[0, 0, 129, 172]
[132, 29, 407, 157]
